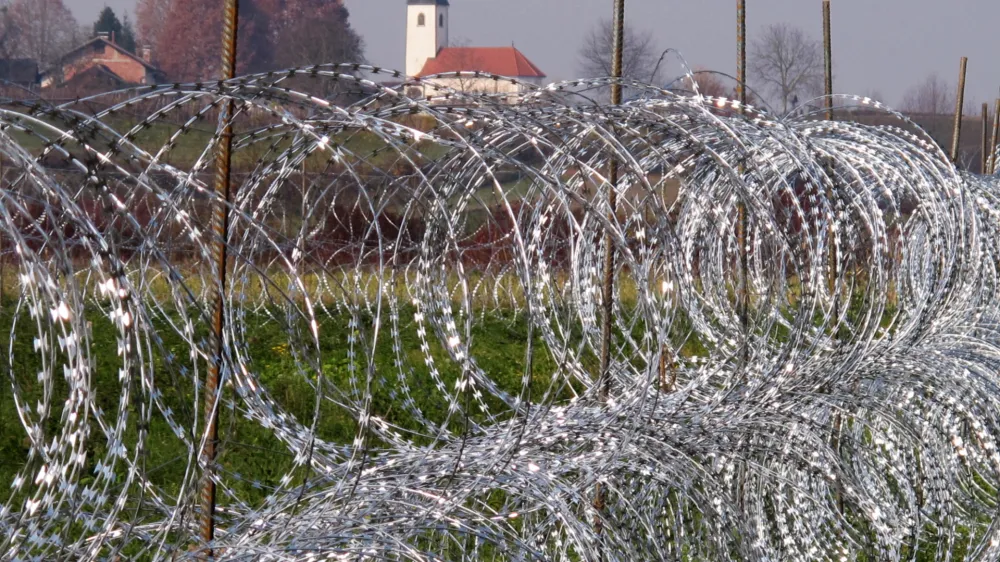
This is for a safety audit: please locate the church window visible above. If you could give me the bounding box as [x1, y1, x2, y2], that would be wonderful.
[417, 13, 425, 26]
[439, 14, 444, 27]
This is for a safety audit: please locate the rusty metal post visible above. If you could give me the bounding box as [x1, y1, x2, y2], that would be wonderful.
[594, 0, 625, 544]
[823, 0, 837, 297]
[599, 0, 625, 404]
[990, 99, 1000, 174]
[823, 1, 833, 121]
[199, 0, 240, 558]
[731, 0, 752, 515]
[736, 0, 749, 367]
[983, 103, 990, 174]
[950, 57, 968, 165]
[737, 0, 746, 110]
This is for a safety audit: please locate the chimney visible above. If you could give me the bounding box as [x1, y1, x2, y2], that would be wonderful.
[97, 31, 110, 41]
[141, 46, 152, 63]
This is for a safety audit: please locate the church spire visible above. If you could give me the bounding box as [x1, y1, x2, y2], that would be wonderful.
[406, 0, 449, 77]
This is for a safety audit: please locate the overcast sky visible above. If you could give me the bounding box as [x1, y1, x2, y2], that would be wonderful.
[70, 0, 1000, 108]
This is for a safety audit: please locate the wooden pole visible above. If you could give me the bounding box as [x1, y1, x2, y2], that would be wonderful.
[950, 57, 968, 165]
[823, 0, 833, 121]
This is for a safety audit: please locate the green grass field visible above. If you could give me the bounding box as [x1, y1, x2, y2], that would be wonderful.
[0, 298, 576, 509]
[0, 272, 975, 561]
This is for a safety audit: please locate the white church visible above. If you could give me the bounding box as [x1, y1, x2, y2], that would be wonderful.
[405, 0, 546, 97]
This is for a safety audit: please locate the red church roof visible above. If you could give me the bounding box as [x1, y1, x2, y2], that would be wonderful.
[417, 47, 546, 78]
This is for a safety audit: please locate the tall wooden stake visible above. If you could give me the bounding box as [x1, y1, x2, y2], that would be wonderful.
[950, 57, 968, 165]
[823, 0, 833, 121]
[200, 0, 240, 558]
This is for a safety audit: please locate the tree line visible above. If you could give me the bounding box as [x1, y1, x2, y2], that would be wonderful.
[577, 19, 970, 116]
[0, 0, 365, 82]
[137, 0, 364, 82]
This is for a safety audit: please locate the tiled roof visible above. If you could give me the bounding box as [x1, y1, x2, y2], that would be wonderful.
[417, 47, 546, 78]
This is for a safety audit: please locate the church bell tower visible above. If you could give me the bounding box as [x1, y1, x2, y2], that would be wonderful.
[406, 0, 450, 77]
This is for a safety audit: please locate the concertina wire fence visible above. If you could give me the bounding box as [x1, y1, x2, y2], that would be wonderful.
[1, 64, 999, 561]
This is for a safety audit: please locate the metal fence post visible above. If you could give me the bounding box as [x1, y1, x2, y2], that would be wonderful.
[950, 57, 968, 165]
[199, 0, 240, 558]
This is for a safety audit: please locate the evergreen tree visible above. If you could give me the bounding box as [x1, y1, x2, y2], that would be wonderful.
[93, 6, 136, 53]
[119, 14, 137, 54]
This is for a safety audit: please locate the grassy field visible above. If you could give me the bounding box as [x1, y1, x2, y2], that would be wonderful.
[0, 266, 969, 562]
[0, 298, 576, 509]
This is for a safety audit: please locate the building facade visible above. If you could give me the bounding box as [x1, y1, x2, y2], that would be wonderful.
[405, 0, 545, 98]
[406, 0, 450, 79]
[41, 36, 165, 91]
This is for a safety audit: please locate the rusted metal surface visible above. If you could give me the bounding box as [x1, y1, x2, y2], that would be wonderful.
[736, 0, 749, 366]
[823, 0, 833, 121]
[991, 99, 1000, 174]
[199, 0, 240, 557]
[950, 57, 967, 165]
[595, 0, 626, 546]
[983, 103, 990, 174]
[737, 0, 746, 110]
[599, 0, 625, 403]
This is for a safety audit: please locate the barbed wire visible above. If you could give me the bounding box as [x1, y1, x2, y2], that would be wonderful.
[1, 64, 999, 560]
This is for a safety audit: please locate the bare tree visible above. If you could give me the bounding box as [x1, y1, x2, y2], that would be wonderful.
[427, 38, 503, 94]
[749, 23, 823, 114]
[900, 74, 954, 114]
[0, 2, 19, 59]
[7, 0, 78, 68]
[680, 68, 731, 98]
[578, 19, 661, 84]
[267, 0, 364, 67]
[136, 0, 171, 59]
[860, 89, 885, 105]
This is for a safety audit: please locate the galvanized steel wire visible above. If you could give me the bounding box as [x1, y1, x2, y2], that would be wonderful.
[1, 67, 1000, 560]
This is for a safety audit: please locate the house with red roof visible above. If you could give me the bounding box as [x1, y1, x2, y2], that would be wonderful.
[405, 0, 546, 98]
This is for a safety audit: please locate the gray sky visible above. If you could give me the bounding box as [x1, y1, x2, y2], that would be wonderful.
[70, 0, 136, 25]
[70, 0, 1000, 108]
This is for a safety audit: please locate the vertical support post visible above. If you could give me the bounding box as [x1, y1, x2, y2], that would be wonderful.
[733, 0, 751, 517]
[200, 0, 240, 558]
[822, 0, 837, 300]
[983, 103, 990, 175]
[594, 0, 625, 545]
[736, 0, 746, 111]
[599, 0, 625, 403]
[950, 57, 968, 165]
[820, 3, 847, 518]
[736, 0, 749, 366]
[822, 0, 833, 121]
[990, 99, 1000, 174]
